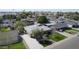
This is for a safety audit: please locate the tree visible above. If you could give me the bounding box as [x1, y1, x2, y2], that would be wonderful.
[15, 21, 23, 28]
[37, 16, 49, 24]
[0, 16, 3, 23]
[2, 15, 16, 20]
[16, 16, 21, 21]
[15, 21, 23, 30]
[31, 29, 44, 39]
[15, 21, 25, 34]
[17, 25, 25, 34]
[20, 10, 32, 18]
[20, 12, 27, 18]
[55, 12, 63, 18]
[64, 12, 79, 20]
[0, 16, 3, 30]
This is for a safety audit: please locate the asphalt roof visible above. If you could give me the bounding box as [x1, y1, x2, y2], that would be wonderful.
[54, 22, 68, 28]
[0, 30, 19, 45]
[65, 20, 77, 25]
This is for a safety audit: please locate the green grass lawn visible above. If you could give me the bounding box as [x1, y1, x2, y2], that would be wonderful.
[48, 32, 66, 42]
[0, 27, 10, 32]
[0, 41, 26, 49]
[64, 28, 79, 34]
[8, 42, 26, 49]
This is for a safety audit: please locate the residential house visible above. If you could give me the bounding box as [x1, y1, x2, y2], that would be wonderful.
[21, 17, 35, 26]
[65, 20, 79, 28]
[54, 21, 68, 32]
[56, 16, 65, 23]
[1, 19, 13, 28]
[57, 16, 79, 28]
[24, 24, 52, 35]
[54, 16, 79, 31]
[46, 15, 56, 21]
[45, 21, 56, 28]
[0, 30, 20, 45]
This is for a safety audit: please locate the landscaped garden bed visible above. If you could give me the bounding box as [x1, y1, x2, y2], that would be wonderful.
[39, 40, 53, 47]
[48, 32, 66, 42]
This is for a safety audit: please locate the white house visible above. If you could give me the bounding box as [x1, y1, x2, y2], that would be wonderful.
[24, 24, 52, 34]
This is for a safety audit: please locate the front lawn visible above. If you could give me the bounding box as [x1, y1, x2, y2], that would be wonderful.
[8, 42, 26, 49]
[48, 32, 66, 42]
[64, 28, 78, 34]
[0, 27, 10, 32]
[0, 41, 26, 49]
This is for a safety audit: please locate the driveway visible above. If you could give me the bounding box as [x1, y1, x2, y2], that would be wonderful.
[21, 34, 43, 49]
[73, 28, 79, 30]
[56, 31, 73, 37]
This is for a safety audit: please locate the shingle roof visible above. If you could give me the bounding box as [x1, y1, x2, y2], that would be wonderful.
[1, 19, 13, 27]
[54, 22, 68, 28]
[0, 30, 19, 45]
[65, 20, 77, 25]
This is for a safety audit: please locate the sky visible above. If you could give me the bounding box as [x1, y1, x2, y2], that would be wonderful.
[0, 9, 79, 12]
[0, 0, 79, 9]
[0, 0, 79, 12]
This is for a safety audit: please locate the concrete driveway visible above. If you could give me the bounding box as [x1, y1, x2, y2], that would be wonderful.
[73, 28, 79, 30]
[56, 31, 73, 37]
[21, 34, 43, 49]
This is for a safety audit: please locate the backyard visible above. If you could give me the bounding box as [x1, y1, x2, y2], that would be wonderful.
[48, 32, 66, 42]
